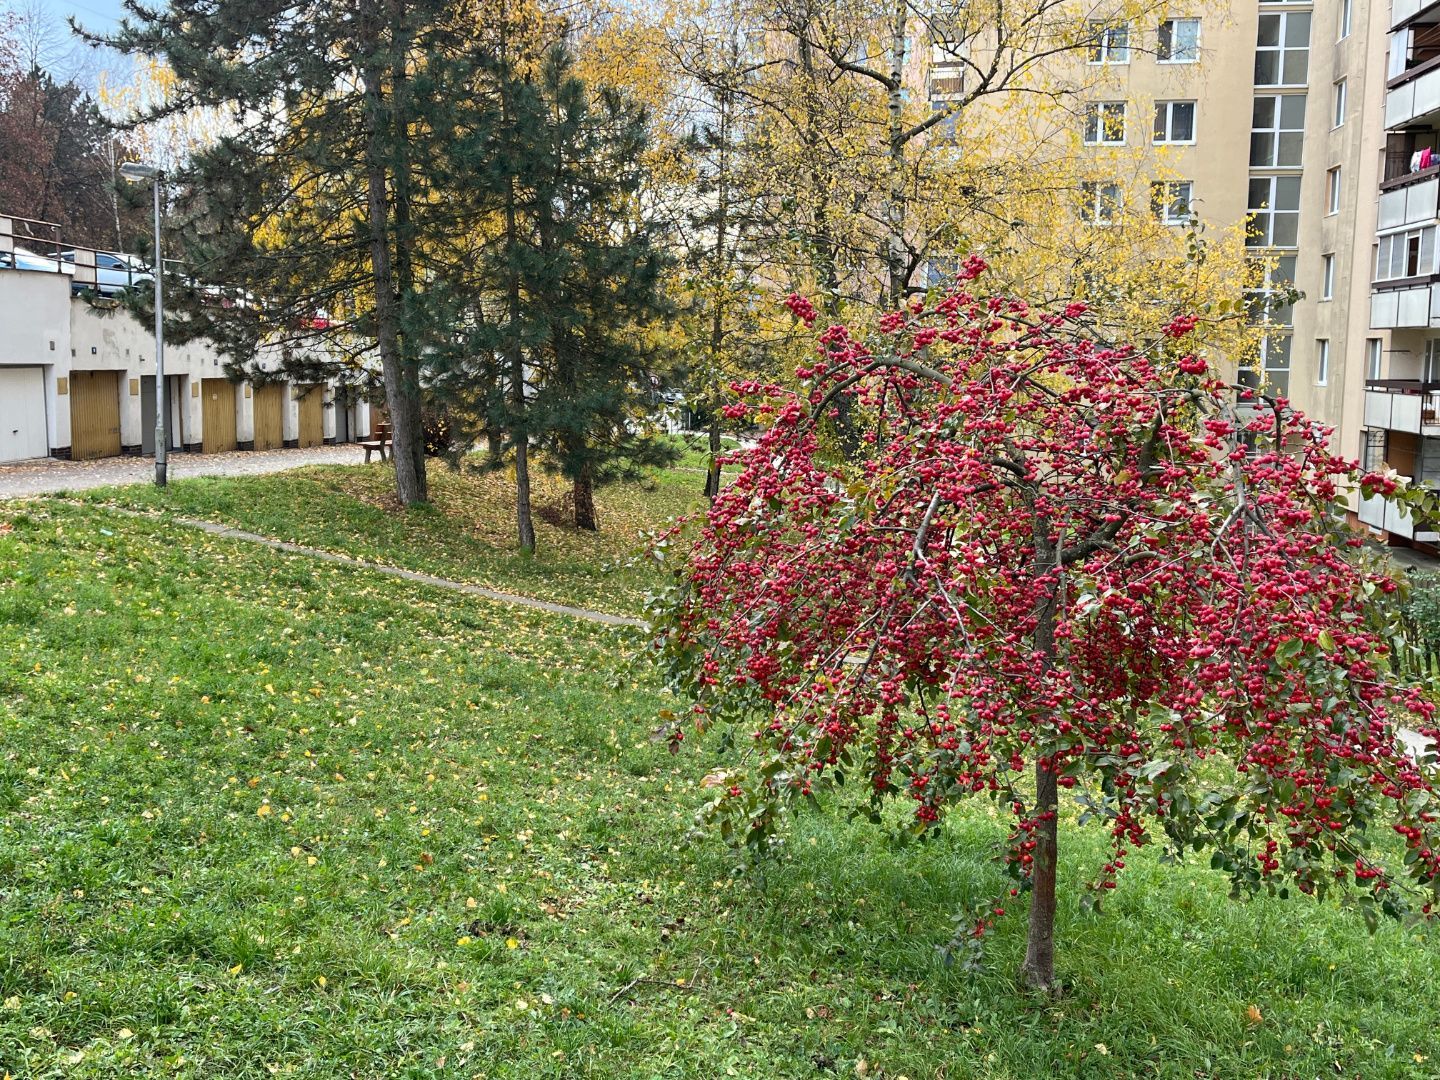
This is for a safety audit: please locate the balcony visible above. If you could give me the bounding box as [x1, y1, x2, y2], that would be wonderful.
[1393, 0, 1440, 32]
[1357, 483, 1435, 539]
[1364, 379, 1440, 433]
[1371, 281, 1440, 326]
[1386, 22, 1440, 124]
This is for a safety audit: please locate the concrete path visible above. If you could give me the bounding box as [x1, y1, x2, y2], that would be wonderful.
[0, 445, 370, 498]
[133, 511, 644, 629]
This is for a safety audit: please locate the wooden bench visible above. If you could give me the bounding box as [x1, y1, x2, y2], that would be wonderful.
[361, 422, 393, 463]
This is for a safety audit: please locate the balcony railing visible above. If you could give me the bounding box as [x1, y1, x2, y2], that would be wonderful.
[1364, 379, 1440, 434]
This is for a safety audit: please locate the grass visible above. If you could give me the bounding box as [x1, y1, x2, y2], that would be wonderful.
[0, 469, 1438, 1077]
[76, 456, 711, 617]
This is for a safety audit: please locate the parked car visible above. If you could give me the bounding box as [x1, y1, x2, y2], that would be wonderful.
[0, 245, 75, 276]
[59, 250, 152, 296]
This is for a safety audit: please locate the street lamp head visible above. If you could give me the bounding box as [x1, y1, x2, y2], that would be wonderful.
[119, 161, 161, 181]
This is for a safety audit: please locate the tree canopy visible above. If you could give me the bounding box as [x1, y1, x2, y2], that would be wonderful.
[651, 261, 1440, 991]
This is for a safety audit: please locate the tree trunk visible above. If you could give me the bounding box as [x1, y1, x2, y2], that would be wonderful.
[797, 36, 860, 461]
[1018, 758, 1059, 991]
[360, 39, 426, 506]
[886, 0, 908, 310]
[1018, 585, 1061, 992]
[704, 420, 723, 500]
[503, 114, 535, 552]
[573, 465, 597, 531]
[386, 3, 427, 503]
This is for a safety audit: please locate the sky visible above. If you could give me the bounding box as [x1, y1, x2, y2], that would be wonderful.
[12, 0, 133, 88]
[35, 0, 127, 34]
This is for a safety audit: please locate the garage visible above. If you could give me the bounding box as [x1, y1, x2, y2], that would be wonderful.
[69, 370, 122, 460]
[297, 385, 323, 448]
[253, 383, 284, 451]
[0, 366, 48, 463]
[201, 378, 237, 453]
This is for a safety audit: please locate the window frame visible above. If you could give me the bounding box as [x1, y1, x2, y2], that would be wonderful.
[1339, 0, 1353, 39]
[1326, 166, 1342, 216]
[1247, 175, 1302, 248]
[1316, 339, 1330, 386]
[1249, 94, 1306, 168]
[1153, 100, 1197, 145]
[1367, 337, 1384, 380]
[1322, 253, 1335, 299]
[1333, 79, 1347, 128]
[1080, 180, 1124, 225]
[1255, 11, 1311, 88]
[1150, 180, 1195, 225]
[1087, 21, 1131, 64]
[1083, 101, 1128, 146]
[1157, 18, 1201, 63]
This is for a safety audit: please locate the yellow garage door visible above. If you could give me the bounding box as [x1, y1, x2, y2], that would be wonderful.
[69, 370, 122, 460]
[297, 385, 323, 448]
[253, 383, 284, 450]
[201, 379, 237, 453]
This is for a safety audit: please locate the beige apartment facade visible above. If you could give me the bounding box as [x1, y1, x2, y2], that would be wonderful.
[920, 0, 1440, 547]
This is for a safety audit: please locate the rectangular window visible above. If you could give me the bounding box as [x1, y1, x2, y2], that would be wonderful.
[1340, 0, 1353, 38]
[1088, 22, 1131, 63]
[1367, 337, 1384, 380]
[1153, 100, 1196, 143]
[1150, 180, 1194, 225]
[1327, 166, 1342, 215]
[1425, 340, 1440, 383]
[1322, 253, 1335, 299]
[1255, 12, 1311, 87]
[1333, 79, 1346, 127]
[1079, 181, 1124, 224]
[1316, 339, 1329, 386]
[1375, 226, 1437, 280]
[1084, 102, 1127, 145]
[1158, 18, 1201, 62]
[1250, 95, 1306, 167]
[1361, 429, 1387, 473]
[1247, 176, 1302, 247]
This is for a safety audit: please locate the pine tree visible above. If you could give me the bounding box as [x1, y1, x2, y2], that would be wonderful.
[445, 44, 674, 545]
[95, 0, 492, 505]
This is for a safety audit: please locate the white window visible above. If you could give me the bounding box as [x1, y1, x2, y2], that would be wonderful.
[1151, 180, 1194, 225]
[1327, 166, 1342, 215]
[1316, 339, 1329, 386]
[1080, 181, 1124, 224]
[1247, 176, 1302, 247]
[1322, 253, 1335, 299]
[1339, 0, 1353, 39]
[1367, 338, 1384, 380]
[1153, 101, 1196, 144]
[1088, 22, 1130, 64]
[1250, 95, 1306, 167]
[1375, 226, 1437, 280]
[1255, 12, 1311, 86]
[1333, 80, 1347, 127]
[1425, 340, 1440, 383]
[1391, 29, 1414, 80]
[1084, 102, 1127, 145]
[1158, 18, 1201, 63]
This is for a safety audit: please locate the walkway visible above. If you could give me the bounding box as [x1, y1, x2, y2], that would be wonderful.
[0, 445, 369, 498]
[134, 511, 644, 629]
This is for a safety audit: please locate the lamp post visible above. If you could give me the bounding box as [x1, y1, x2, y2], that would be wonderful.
[120, 161, 166, 486]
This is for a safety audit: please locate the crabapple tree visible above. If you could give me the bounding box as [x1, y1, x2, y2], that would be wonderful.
[649, 259, 1440, 992]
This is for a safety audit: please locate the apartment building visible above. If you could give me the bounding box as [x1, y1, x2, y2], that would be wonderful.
[923, 0, 1440, 548]
[0, 216, 371, 465]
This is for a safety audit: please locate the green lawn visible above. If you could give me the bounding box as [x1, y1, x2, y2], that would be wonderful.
[1, 474, 1438, 1078]
[77, 457, 711, 617]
